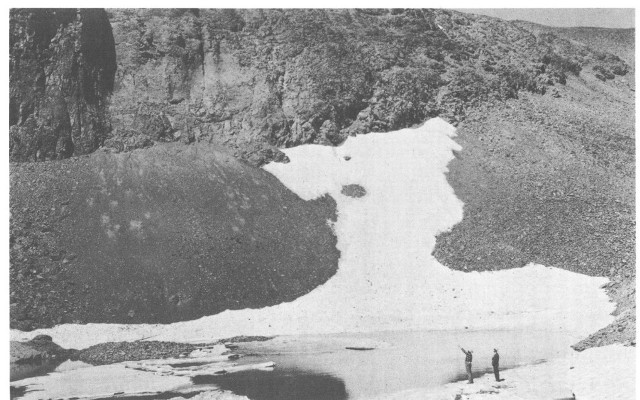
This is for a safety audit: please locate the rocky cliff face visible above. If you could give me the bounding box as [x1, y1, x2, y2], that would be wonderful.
[9, 9, 116, 162]
[103, 8, 629, 165]
[10, 8, 630, 164]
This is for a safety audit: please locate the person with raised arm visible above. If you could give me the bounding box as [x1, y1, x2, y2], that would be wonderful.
[459, 346, 474, 383]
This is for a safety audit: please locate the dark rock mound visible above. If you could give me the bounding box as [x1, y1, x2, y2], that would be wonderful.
[341, 184, 367, 198]
[10, 143, 340, 330]
[75, 336, 274, 365]
[77, 341, 199, 365]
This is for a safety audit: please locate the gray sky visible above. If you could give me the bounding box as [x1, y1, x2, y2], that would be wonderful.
[455, 9, 635, 29]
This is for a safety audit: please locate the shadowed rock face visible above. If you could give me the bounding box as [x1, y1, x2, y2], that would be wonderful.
[9, 8, 117, 162]
[10, 143, 339, 330]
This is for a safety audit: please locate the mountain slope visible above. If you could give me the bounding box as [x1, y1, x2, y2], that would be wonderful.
[10, 9, 630, 165]
[9, 9, 635, 350]
[433, 56, 635, 348]
[514, 21, 635, 67]
[103, 8, 631, 164]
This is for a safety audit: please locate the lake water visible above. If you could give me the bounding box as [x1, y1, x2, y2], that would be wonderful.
[11, 328, 575, 400]
[10, 360, 61, 382]
[204, 328, 573, 399]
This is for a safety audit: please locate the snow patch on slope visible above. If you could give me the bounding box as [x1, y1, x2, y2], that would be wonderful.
[11, 118, 614, 349]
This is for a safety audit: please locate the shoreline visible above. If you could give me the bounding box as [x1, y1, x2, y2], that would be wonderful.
[11, 334, 634, 400]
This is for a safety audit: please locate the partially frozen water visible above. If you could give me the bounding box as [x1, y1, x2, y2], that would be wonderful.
[206, 329, 574, 399]
[11, 328, 574, 400]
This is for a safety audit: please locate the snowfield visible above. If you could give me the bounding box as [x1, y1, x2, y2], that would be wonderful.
[368, 344, 635, 400]
[11, 118, 633, 399]
[11, 118, 615, 347]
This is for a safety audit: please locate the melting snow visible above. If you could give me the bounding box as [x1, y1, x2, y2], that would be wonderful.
[366, 344, 635, 400]
[11, 118, 630, 400]
[11, 118, 614, 349]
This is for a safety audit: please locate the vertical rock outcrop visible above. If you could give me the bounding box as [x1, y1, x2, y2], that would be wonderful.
[9, 9, 116, 161]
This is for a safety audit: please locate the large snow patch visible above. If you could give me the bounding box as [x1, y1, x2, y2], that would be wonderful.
[11, 118, 614, 349]
[367, 344, 635, 400]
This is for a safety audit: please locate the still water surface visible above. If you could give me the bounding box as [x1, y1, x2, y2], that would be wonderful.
[206, 328, 573, 399]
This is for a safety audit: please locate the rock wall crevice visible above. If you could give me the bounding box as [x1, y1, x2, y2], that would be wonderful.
[10, 9, 116, 162]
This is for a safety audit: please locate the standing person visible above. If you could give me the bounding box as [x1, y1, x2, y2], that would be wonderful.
[492, 349, 500, 381]
[460, 346, 473, 383]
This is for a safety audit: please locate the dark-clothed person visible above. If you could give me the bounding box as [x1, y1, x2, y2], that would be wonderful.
[492, 349, 500, 381]
[460, 347, 473, 383]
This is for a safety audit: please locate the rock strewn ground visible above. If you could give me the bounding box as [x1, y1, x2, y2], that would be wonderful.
[10, 143, 339, 330]
[514, 21, 635, 67]
[75, 341, 200, 365]
[433, 68, 634, 349]
[11, 336, 274, 366]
